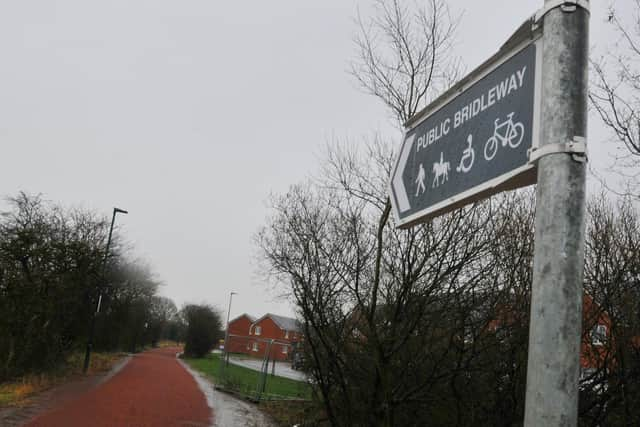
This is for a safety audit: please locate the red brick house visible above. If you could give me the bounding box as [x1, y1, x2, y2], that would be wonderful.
[225, 313, 255, 354]
[225, 313, 302, 361]
[580, 294, 613, 380]
[487, 293, 613, 377]
[247, 313, 302, 361]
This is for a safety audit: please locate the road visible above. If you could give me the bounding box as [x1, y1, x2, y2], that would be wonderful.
[26, 347, 212, 427]
[227, 355, 307, 382]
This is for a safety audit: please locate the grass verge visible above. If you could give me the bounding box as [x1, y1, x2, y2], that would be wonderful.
[0, 351, 126, 408]
[182, 353, 312, 400]
[184, 353, 320, 426]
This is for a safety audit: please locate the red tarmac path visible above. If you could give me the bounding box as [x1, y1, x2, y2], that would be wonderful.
[26, 347, 212, 427]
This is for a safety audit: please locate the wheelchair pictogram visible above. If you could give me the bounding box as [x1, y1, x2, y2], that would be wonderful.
[456, 134, 475, 173]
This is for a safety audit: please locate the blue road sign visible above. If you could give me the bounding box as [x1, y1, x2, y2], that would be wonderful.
[390, 41, 541, 228]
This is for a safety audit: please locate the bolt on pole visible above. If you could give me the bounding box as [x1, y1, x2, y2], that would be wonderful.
[524, 1, 589, 426]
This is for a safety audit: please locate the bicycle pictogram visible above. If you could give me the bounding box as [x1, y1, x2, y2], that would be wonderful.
[456, 134, 475, 173]
[483, 112, 524, 161]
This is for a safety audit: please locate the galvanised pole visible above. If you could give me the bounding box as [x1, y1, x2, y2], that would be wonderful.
[524, 1, 589, 426]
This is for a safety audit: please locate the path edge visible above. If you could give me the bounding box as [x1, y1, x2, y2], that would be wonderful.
[176, 353, 276, 427]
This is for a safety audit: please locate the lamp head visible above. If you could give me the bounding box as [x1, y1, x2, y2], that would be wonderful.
[114, 208, 128, 214]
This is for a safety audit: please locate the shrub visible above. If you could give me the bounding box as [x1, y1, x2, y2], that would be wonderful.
[183, 304, 222, 358]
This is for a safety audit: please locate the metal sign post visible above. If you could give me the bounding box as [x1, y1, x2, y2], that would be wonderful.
[524, 1, 589, 426]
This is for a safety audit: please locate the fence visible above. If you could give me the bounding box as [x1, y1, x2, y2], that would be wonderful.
[216, 334, 309, 402]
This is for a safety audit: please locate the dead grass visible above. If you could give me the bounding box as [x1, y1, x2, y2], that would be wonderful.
[259, 400, 327, 427]
[0, 375, 50, 407]
[0, 351, 126, 408]
[65, 352, 125, 375]
[156, 340, 182, 348]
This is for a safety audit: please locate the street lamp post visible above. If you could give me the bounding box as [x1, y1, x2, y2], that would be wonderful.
[83, 207, 128, 374]
[223, 292, 236, 366]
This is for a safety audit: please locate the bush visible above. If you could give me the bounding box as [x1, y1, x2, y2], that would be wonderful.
[183, 304, 222, 358]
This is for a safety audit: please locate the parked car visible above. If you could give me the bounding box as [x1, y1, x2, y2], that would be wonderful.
[291, 352, 305, 370]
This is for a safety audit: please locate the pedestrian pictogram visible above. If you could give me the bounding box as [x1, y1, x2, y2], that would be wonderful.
[415, 164, 426, 196]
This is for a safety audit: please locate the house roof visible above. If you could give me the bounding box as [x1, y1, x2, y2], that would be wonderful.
[253, 313, 301, 332]
[228, 313, 255, 324]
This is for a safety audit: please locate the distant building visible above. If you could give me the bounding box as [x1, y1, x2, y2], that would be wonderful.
[226, 312, 302, 361]
[580, 294, 612, 383]
[248, 313, 302, 361]
[487, 293, 613, 380]
[226, 313, 255, 354]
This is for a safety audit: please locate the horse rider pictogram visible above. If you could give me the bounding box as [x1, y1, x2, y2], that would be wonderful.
[432, 152, 450, 188]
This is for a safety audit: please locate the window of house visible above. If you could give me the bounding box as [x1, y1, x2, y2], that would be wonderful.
[282, 345, 288, 354]
[246, 343, 251, 350]
[494, 324, 508, 341]
[255, 326, 262, 336]
[252, 342, 259, 352]
[591, 324, 607, 346]
[285, 330, 289, 339]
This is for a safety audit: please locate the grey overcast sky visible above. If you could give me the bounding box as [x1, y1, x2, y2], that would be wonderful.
[0, 1, 625, 320]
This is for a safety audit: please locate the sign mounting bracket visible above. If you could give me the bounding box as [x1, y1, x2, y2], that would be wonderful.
[527, 136, 588, 164]
[534, 0, 590, 25]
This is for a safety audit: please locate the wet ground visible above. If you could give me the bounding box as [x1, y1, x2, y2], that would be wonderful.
[1, 347, 276, 427]
[227, 355, 307, 382]
[25, 347, 211, 427]
[179, 359, 275, 427]
[0, 357, 131, 427]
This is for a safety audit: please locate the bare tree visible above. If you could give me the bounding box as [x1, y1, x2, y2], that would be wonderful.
[256, 0, 640, 425]
[257, 138, 543, 426]
[351, 0, 460, 125]
[0, 192, 176, 379]
[580, 194, 640, 426]
[590, 2, 640, 194]
[256, 2, 518, 426]
[0, 193, 110, 378]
